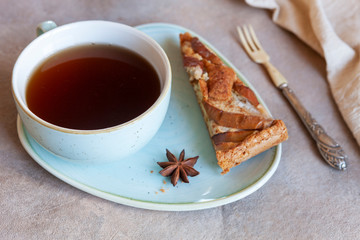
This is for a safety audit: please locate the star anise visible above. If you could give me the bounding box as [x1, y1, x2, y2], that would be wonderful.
[157, 149, 200, 186]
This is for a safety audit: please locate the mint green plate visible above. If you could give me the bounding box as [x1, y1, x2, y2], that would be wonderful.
[17, 23, 281, 211]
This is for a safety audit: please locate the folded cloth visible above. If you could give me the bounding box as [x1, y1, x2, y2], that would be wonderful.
[245, 0, 360, 146]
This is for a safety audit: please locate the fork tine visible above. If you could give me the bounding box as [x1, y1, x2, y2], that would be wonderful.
[236, 26, 252, 54]
[248, 25, 263, 50]
[242, 25, 258, 51]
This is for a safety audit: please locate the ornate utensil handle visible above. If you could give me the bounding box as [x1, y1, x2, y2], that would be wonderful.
[279, 84, 348, 170]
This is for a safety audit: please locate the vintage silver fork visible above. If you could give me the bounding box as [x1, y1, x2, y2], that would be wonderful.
[237, 25, 348, 170]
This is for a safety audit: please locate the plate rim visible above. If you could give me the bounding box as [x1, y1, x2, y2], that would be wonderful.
[16, 23, 282, 211]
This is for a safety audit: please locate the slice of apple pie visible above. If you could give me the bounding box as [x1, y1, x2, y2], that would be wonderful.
[179, 32, 288, 174]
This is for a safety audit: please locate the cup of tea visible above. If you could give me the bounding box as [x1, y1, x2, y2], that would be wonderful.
[12, 20, 171, 162]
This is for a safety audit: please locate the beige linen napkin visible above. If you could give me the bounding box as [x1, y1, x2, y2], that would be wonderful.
[245, 0, 360, 146]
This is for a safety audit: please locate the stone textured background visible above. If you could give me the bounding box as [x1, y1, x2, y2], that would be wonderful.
[1, 0, 359, 239]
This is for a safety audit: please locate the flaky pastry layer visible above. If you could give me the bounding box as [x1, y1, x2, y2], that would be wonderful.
[179, 32, 288, 174]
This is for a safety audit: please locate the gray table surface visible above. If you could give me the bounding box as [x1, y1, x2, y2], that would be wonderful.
[1, 0, 359, 239]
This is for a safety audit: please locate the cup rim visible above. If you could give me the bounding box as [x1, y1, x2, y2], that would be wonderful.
[12, 20, 172, 135]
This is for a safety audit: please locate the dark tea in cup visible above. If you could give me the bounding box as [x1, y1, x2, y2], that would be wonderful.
[26, 44, 161, 130]
[13, 20, 171, 162]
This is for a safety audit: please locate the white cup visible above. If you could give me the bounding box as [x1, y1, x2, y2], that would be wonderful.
[12, 20, 171, 162]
